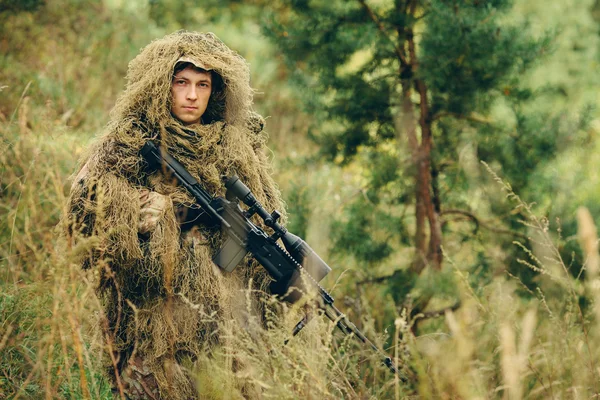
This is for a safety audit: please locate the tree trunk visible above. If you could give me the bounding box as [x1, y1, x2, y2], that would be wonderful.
[406, 2, 442, 270]
[416, 79, 442, 269]
[399, 83, 427, 272]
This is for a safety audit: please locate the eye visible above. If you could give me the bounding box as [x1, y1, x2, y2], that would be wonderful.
[174, 79, 186, 85]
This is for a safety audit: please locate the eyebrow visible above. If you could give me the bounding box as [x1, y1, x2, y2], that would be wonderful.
[172, 76, 212, 83]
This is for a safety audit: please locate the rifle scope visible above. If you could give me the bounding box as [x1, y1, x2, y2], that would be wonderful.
[225, 175, 331, 284]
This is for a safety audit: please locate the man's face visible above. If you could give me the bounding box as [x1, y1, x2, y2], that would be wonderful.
[170, 66, 212, 126]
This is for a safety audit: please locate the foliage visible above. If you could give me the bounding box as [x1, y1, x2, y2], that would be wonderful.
[0, 0, 42, 15]
[257, 0, 598, 317]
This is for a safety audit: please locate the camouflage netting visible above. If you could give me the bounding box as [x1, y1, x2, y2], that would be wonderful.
[62, 31, 286, 399]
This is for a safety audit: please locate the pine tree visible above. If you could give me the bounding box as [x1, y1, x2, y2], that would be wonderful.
[260, 0, 553, 276]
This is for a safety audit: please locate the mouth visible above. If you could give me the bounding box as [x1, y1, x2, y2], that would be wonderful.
[183, 106, 198, 110]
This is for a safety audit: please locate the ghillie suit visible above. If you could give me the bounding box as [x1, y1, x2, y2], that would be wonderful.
[63, 31, 285, 399]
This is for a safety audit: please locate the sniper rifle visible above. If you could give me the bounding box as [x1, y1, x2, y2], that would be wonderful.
[140, 140, 400, 376]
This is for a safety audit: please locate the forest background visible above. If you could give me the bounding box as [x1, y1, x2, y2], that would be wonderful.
[2, 0, 600, 398]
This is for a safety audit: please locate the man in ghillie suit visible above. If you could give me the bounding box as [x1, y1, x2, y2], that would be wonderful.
[64, 31, 286, 399]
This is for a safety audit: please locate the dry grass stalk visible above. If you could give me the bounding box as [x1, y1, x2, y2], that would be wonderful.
[500, 309, 536, 400]
[576, 207, 600, 321]
[0, 325, 13, 353]
[18, 96, 30, 135]
[577, 207, 600, 278]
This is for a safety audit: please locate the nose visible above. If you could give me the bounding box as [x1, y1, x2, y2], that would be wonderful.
[186, 86, 198, 101]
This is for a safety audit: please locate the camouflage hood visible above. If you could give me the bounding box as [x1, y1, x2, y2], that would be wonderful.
[111, 30, 254, 129]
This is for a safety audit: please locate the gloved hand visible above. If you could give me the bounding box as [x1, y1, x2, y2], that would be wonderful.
[138, 189, 170, 235]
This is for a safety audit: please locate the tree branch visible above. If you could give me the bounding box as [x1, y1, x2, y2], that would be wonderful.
[357, 0, 409, 67]
[414, 301, 461, 320]
[431, 111, 492, 124]
[441, 208, 529, 241]
[357, 269, 404, 285]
